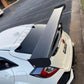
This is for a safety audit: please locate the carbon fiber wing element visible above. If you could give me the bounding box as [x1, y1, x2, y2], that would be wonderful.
[31, 5, 65, 59]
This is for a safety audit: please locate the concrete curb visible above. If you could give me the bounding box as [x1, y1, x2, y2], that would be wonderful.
[80, 1, 84, 43]
[70, 0, 84, 84]
[70, 0, 84, 45]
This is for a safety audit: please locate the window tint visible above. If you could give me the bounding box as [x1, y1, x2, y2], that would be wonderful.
[0, 57, 18, 70]
[15, 27, 45, 54]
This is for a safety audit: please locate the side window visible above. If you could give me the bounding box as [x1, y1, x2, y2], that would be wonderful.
[0, 57, 18, 70]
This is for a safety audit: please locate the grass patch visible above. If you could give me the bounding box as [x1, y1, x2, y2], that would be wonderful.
[81, 0, 84, 11]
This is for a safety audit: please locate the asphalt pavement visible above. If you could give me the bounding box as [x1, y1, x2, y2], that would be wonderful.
[0, 0, 72, 34]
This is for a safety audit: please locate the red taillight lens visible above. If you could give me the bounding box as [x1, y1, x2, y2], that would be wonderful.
[30, 67, 59, 78]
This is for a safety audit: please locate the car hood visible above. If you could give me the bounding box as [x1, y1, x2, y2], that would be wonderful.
[0, 24, 33, 51]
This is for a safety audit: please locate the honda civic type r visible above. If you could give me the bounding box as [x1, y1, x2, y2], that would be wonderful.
[0, 5, 74, 84]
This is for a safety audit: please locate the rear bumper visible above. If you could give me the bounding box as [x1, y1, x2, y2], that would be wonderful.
[66, 40, 75, 84]
[62, 31, 73, 71]
[66, 46, 75, 84]
[67, 69, 75, 84]
[57, 69, 74, 84]
[70, 47, 75, 84]
[60, 32, 75, 84]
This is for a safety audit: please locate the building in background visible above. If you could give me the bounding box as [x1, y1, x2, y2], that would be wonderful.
[0, 0, 17, 9]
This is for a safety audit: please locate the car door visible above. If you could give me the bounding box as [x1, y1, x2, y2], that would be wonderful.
[0, 57, 15, 84]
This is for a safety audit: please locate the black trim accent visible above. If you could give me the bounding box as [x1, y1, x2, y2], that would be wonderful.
[0, 57, 18, 71]
[71, 47, 75, 84]
[32, 26, 35, 28]
[72, 46, 75, 67]
[70, 69, 75, 84]
[54, 4, 66, 10]
[58, 72, 70, 84]
[28, 58, 51, 67]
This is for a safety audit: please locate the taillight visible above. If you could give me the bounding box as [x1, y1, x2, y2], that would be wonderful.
[30, 66, 59, 78]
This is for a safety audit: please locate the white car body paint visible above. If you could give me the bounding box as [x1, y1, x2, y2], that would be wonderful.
[0, 24, 33, 51]
[50, 31, 73, 71]
[67, 69, 74, 84]
[0, 69, 14, 84]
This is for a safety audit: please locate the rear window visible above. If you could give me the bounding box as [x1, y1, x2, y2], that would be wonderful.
[15, 27, 45, 54]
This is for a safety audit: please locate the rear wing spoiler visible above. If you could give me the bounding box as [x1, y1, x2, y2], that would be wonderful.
[29, 5, 65, 67]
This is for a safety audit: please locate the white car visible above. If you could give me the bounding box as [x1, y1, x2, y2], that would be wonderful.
[0, 9, 4, 16]
[0, 5, 74, 84]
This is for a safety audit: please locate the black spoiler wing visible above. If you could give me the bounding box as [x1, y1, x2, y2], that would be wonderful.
[29, 5, 65, 67]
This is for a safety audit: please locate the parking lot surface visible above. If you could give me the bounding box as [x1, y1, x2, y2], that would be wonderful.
[0, 0, 72, 34]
